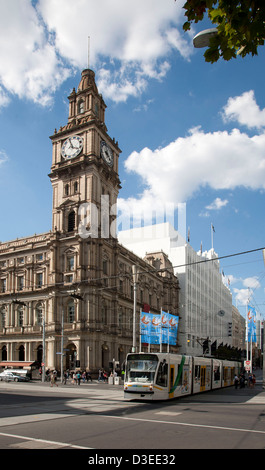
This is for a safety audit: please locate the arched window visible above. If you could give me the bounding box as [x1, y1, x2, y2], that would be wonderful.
[78, 99, 85, 114]
[68, 211, 75, 232]
[65, 343, 77, 370]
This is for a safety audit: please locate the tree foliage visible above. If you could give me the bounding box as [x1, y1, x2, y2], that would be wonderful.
[181, 0, 265, 62]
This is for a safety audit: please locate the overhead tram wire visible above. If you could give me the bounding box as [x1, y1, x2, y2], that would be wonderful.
[82, 245, 265, 285]
[5, 245, 265, 292]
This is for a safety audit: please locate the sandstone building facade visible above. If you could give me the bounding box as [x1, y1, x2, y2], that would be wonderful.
[0, 69, 179, 374]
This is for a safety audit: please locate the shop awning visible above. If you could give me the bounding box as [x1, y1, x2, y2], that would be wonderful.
[0, 361, 35, 368]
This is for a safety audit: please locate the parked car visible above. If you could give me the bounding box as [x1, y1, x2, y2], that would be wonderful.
[0, 371, 29, 382]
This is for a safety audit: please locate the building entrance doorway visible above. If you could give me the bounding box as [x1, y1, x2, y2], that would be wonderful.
[65, 343, 77, 370]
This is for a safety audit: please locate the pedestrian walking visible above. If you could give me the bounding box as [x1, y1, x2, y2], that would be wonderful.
[50, 371, 58, 387]
[86, 370, 92, 382]
[76, 371, 81, 385]
[252, 374, 256, 388]
[234, 374, 239, 389]
[240, 373, 245, 388]
[71, 372, 76, 385]
[248, 373, 253, 388]
[103, 370, 108, 382]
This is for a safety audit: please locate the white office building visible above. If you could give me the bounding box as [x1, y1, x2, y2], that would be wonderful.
[119, 222, 232, 356]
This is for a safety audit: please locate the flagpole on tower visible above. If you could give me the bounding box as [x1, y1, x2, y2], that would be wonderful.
[211, 223, 215, 251]
[88, 36, 90, 69]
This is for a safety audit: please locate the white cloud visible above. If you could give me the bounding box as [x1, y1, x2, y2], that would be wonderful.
[0, 86, 10, 109]
[120, 122, 265, 220]
[0, 0, 71, 108]
[206, 198, 229, 211]
[242, 276, 261, 289]
[200, 197, 229, 216]
[233, 288, 252, 306]
[37, 0, 192, 103]
[0, 150, 8, 166]
[225, 274, 262, 306]
[38, 0, 190, 64]
[222, 274, 238, 286]
[223, 90, 265, 130]
[0, 0, 192, 107]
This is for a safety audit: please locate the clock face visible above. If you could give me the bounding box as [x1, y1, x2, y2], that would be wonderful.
[100, 141, 113, 167]
[61, 135, 83, 159]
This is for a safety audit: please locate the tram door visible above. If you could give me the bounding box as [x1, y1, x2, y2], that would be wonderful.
[200, 366, 206, 392]
[169, 365, 175, 399]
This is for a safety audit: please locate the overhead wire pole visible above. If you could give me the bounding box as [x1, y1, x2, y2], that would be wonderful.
[263, 249, 265, 389]
[61, 307, 64, 384]
[132, 265, 139, 353]
[88, 36, 90, 69]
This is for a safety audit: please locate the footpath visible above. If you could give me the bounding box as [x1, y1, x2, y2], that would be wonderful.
[183, 368, 265, 405]
[0, 377, 124, 398]
[0, 369, 264, 404]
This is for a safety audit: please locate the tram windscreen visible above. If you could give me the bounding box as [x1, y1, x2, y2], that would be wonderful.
[125, 354, 159, 383]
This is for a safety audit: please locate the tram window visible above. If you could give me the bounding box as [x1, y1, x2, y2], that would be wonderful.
[126, 357, 158, 383]
[214, 366, 220, 381]
[195, 365, 200, 379]
[156, 361, 168, 387]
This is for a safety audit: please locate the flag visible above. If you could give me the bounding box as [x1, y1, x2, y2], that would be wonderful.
[150, 314, 161, 344]
[247, 305, 257, 342]
[140, 311, 179, 345]
[140, 313, 152, 344]
[161, 311, 179, 345]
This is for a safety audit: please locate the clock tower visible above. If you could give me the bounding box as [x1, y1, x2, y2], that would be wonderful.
[49, 68, 121, 238]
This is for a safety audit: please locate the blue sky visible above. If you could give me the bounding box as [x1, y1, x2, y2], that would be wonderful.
[0, 0, 265, 321]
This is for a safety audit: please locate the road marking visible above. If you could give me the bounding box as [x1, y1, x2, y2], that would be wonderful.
[0, 413, 78, 427]
[101, 415, 265, 435]
[0, 431, 93, 449]
[155, 411, 182, 416]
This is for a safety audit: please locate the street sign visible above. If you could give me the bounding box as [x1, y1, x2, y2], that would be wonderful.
[244, 360, 251, 371]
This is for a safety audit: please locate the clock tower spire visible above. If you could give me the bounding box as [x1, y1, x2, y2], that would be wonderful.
[49, 68, 121, 237]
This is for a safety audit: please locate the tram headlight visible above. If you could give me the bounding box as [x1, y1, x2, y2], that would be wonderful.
[149, 385, 153, 391]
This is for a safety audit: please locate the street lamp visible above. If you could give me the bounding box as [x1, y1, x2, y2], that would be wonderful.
[193, 28, 218, 48]
[132, 265, 139, 353]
